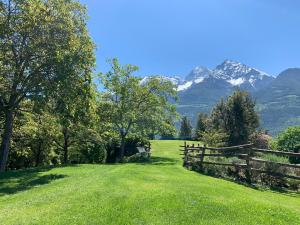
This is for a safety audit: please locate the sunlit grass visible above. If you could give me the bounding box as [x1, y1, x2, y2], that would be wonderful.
[0, 140, 299, 225]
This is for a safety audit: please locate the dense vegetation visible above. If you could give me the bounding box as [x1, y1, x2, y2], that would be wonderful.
[0, 0, 178, 171]
[272, 126, 300, 164]
[179, 90, 260, 147]
[0, 140, 299, 225]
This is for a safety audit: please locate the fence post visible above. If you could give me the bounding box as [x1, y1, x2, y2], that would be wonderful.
[199, 144, 206, 171]
[245, 146, 252, 184]
[183, 141, 187, 167]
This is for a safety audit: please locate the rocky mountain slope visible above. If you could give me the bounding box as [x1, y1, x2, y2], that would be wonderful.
[158, 60, 299, 135]
[255, 68, 300, 134]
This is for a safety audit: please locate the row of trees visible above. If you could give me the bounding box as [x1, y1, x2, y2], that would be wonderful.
[180, 90, 260, 146]
[180, 90, 300, 164]
[0, 0, 178, 172]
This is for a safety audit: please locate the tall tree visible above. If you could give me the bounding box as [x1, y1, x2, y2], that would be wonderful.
[10, 103, 59, 168]
[195, 113, 208, 139]
[179, 116, 192, 140]
[100, 59, 178, 161]
[52, 83, 97, 164]
[211, 90, 259, 145]
[0, 0, 95, 171]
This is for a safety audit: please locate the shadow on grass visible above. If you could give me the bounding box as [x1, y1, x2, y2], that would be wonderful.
[0, 167, 67, 196]
[135, 156, 179, 166]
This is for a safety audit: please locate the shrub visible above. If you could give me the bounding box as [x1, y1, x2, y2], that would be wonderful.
[105, 135, 150, 163]
[261, 154, 289, 164]
[79, 143, 107, 164]
[250, 132, 272, 149]
[125, 152, 150, 163]
[273, 126, 300, 164]
[200, 129, 228, 147]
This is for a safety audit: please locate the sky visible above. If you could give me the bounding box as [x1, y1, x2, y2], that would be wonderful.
[79, 0, 300, 78]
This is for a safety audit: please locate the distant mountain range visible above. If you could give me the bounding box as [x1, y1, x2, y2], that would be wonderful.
[144, 60, 300, 135]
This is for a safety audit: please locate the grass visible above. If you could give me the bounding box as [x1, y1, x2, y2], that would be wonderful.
[0, 140, 299, 225]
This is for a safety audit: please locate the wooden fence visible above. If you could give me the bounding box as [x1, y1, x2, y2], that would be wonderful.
[180, 143, 300, 182]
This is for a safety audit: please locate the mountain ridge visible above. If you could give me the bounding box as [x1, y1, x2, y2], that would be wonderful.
[154, 60, 299, 135]
[176, 60, 274, 92]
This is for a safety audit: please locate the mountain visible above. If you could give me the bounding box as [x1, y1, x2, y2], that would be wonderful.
[174, 60, 275, 129]
[255, 68, 300, 134]
[156, 60, 300, 135]
[176, 60, 274, 92]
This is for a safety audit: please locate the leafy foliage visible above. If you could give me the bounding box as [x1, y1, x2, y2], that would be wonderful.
[194, 113, 209, 140]
[273, 126, 300, 164]
[0, 0, 95, 171]
[99, 58, 178, 161]
[179, 116, 192, 140]
[200, 130, 228, 147]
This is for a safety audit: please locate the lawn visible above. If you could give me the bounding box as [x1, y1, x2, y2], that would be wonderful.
[0, 140, 299, 225]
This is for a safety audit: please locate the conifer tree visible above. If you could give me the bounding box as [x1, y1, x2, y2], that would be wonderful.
[211, 91, 259, 145]
[195, 113, 208, 139]
[179, 116, 192, 140]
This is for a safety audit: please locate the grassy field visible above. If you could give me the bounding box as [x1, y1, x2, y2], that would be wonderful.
[0, 140, 299, 225]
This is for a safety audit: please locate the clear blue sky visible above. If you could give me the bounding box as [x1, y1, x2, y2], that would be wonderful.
[79, 0, 300, 77]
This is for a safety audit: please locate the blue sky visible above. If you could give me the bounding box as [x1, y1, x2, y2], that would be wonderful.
[79, 0, 300, 78]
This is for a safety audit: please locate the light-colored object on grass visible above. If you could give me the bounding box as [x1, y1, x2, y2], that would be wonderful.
[137, 147, 146, 153]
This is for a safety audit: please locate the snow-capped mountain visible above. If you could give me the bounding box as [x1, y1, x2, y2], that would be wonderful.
[176, 60, 274, 92]
[140, 75, 184, 86]
[140, 60, 300, 135]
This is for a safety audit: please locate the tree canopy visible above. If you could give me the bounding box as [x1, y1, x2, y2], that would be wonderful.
[211, 90, 259, 145]
[0, 0, 95, 171]
[99, 59, 178, 161]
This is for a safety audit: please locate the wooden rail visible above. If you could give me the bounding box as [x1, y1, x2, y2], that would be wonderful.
[181, 142, 300, 182]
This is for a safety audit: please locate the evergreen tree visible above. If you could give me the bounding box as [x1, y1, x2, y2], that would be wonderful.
[179, 116, 192, 140]
[195, 113, 208, 139]
[211, 91, 259, 145]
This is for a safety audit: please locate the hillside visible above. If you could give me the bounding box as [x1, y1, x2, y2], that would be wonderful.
[255, 68, 300, 134]
[0, 140, 299, 225]
[162, 60, 300, 135]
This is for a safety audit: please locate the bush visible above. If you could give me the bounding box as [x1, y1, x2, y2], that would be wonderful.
[105, 135, 150, 163]
[200, 129, 228, 147]
[79, 143, 107, 164]
[125, 152, 150, 163]
[250, 132, 272, 149]
[273, 126, 300, 164]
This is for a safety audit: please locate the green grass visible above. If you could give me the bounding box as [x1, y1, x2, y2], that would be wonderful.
[0, 140, 299, 225]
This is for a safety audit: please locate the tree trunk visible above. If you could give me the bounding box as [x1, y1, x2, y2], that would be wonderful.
[0, 110, 14, 172]
[119, 135, 126, 162]
[63, 129, 69, 164]
[35, 140, 43, 167]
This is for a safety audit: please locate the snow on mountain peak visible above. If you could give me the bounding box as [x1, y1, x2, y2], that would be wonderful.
[141, 60, 273, 92]
[177, 81, 193, 91]
[140, 76, 183, 86]
[215, 60, 252, 79]
[185, 66, 212, 81]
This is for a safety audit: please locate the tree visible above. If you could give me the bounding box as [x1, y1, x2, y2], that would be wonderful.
[0, 0, 95, 171]
[211, 91, 259, 145]
[10, 104, 59, 169]
[51, 79, 97, 164]
[179, 116, 192, 140]
[99, 59, 178, 161]
[194, 113, 208, 140]
[273, 126, 300, 164]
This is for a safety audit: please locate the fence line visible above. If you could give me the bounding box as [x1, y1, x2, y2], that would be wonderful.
[181, 142, 300, 182]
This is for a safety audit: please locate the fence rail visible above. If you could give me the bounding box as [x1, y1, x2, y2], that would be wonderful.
[181, 142, 300, 182]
